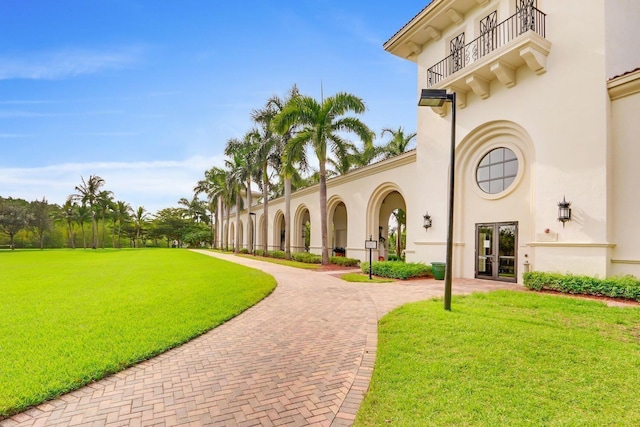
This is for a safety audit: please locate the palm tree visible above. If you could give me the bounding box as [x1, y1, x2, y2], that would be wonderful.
[96, 190, 114, 249]
[112, 201, 131, 248]
[378, 127, 417, 160]
[58, 198, 76, 249]
[263, 84, 305, 260]
[195, 166, 228, 249]
[225, 132, 258, 253]
[273, 91, 373, 264]
[178, 196, 207, 223]
[132, 206, 148, 248]
[72, 175, 105, 249]
[74, 204, 91, 249]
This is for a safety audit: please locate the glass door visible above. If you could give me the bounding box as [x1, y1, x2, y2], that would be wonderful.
[475, 222, 518, 282]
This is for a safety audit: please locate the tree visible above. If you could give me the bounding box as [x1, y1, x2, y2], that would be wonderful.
[113, 201, 131, 248]
[153, 208, 189, 247]
[72, 175, 105, 249]
[74, 204, 91, 249]
[273, 91, 373, 264]
[378, 127, 417, 160]
[96, 190, 114, 249]
[263, 84, 305, 260]
[132, 206, 148, 247]
[195, 166, 230, 250]
[56, 198, 77, 249]
[225, 132, 258, 253]
[0, 197, 31, 249]
[178, 196, 207, 224]
[29, 197, 53, 249]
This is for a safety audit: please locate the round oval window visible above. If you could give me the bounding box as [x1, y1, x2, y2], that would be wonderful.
[476, 147, 518, 194]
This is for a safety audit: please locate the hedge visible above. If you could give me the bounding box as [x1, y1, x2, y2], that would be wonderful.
[292, 252, 322, 264]
[523, 271, 640, 302]
[330, 256, 360, 267]
[361, 261, 432, 280]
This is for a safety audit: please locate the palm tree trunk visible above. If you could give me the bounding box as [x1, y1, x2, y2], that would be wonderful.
[67, 220, 75, 249]
[284, 176, 291, 260]
[262, 166, 269, 255]
[81, 224, 86, 249]
[319, 163, 329, 265]
[235, 194, 241, 253]
[225, 204, 231, 251]
[246, 178, 252, 253]
[214, 203, 219, 249]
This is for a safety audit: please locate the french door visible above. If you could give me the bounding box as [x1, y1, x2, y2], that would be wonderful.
[475, 222, 518, 282]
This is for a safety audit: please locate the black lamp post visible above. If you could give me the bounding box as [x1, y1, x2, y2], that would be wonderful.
[418, 89, 456, 311]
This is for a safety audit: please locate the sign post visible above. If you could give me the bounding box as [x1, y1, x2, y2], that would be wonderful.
[364, 235, 378, 280]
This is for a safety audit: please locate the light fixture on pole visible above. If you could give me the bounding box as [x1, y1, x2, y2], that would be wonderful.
[418, 89, 456, 311]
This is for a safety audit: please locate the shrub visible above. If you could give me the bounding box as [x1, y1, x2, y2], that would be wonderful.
[254, 249, 266, 257]
[361, 261, 432, 280]
[239, 248, 249, 254]
[268, 250, 286, 259]
[330, 256, 360, 267]
[523, 271, 640, 302]
[292, 252, 322, 264]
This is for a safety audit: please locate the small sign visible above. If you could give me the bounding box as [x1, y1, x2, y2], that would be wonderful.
[365, 239, 378, 250]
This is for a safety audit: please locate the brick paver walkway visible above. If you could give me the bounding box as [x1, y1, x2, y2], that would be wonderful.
[2, 250, 522, 427]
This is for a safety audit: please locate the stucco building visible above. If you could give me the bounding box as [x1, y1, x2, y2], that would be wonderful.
[221, 0, 640, 284]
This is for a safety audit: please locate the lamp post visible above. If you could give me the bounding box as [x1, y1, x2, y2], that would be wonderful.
[249, 212, 256, 255]
[418, 89, 456, 311]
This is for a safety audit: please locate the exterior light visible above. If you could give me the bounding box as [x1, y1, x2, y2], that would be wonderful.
[418, 89, 449, 107]
[423, 212, 432, 230]
[558, 196, 571, 227]
[418, 89, 456, 311]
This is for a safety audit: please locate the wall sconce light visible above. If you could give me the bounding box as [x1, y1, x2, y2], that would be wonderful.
[557, 196, 571, 227]
[423, 212, 433, 230]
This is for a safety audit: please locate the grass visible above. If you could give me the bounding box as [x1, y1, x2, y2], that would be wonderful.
[340, 273, 394, 283]
[236, 253, 321, 270]
[355, 291, 640, 426]
[0, 249, 276, 418]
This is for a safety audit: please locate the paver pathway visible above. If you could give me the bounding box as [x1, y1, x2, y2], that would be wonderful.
[2, 250, 522, 427]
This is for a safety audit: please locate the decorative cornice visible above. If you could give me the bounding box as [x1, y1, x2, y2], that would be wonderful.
[608, 69, 640, 100]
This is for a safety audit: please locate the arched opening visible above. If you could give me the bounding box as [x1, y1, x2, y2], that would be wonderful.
[293, 204, 311, 253]
[229, 222, 235, 250]
[257, 214, 265, 252]
[367, 183, 407, 261]
[273, 210, 286, 251]
[327, 197, 348, 257]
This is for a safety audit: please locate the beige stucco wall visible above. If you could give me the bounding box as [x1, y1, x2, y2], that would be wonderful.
[605, 0, 640, 79]
[610, 73, 640, 276]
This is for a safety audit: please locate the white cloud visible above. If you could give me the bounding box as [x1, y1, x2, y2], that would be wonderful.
[0, 155, 225, 214]
[0, 47, 143, 80]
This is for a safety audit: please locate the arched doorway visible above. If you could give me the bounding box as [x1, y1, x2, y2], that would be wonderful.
[273, 210, 286, 251]
[367, 183, 408, 261]
[229, 222, 235, 251]
[293, 205, 311, 253]
[328, 197, 348, 257]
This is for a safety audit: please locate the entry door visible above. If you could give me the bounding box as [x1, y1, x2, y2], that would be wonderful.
[476, 222, 518, 282]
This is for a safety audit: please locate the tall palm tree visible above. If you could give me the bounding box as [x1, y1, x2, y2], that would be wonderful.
[225, 132, 258, 253]
[132, 206, 148, 248]
[72, 174, 105, 249]
[273, 91, 373, 264]
[96, 190, 114, 249]
[263, 84, 305, 260]
[74, 204, 91, 249]
[113, 201, 131, 248]
[195, 166, 228, 249]
[58, 198, 76, 249]
[379, 127, 417, 160]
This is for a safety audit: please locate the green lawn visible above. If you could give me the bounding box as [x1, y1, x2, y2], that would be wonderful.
[0, 249, 276, 418]
[340, 273, 394, 283]
[355, 291, 640, 426]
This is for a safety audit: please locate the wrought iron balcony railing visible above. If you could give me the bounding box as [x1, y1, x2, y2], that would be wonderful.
[427, 7, 546, 87]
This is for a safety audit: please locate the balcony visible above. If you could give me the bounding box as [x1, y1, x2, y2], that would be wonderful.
[425, 7, 551, 108]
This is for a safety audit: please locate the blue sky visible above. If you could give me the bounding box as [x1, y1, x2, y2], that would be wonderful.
[0, 0, 427, 213]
